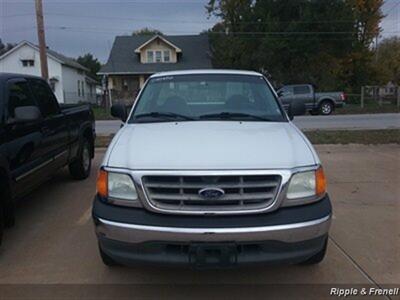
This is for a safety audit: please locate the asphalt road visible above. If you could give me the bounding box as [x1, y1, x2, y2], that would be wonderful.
[0, 145, 398, 299]
[95, 113, 400, 135]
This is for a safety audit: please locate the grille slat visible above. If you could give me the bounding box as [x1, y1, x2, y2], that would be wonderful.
[142, 175, 281, 213]
[150, 192, 275, 201]
[144, 181, 279, 189]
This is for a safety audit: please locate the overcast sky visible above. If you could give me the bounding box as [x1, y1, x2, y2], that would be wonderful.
[1, 0, 399, 63]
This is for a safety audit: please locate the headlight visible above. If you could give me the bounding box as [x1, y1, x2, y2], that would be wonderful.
[97, 170, 138, 201]
[287, 171, 316, 199]
[286, 167, 326, 200]
[108, 172, 137, 200]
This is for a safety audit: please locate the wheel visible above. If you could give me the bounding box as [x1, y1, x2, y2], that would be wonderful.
[319, 101, 334, 115]
[0, 204, 4, 247]
[301, 239, 328, 265]
[0, 181, 14, 228]
[3, 200, 15, 228]
[99, 245, 119, 266]
[69, 138, 92, 180]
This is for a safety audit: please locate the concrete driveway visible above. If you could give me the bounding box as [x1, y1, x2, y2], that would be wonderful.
[0, 145, 398, 299]
[95, 113, 400, 135]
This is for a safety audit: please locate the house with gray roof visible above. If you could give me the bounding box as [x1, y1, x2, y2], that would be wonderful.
[99, 34, 212, 102]
[0, 40, 98, 103]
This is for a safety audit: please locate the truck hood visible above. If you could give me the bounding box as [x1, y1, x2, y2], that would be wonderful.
[105, 121, 316, 170]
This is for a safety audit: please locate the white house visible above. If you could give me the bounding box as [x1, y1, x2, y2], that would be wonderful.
[0, 41, 98, 104]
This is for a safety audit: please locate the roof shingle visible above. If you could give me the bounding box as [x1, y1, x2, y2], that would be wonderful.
[99, 35, 212, 74]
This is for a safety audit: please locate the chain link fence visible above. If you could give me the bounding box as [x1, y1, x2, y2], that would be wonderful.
[360, 86, 400, 108]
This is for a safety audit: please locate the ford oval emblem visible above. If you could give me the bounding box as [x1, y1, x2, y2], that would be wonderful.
[198, 187, 225, 199]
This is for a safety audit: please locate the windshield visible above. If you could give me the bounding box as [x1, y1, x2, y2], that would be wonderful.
[129, 74, 286, 123]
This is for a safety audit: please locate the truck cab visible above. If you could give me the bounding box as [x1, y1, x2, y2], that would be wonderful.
[0, 73, 95, 247]
[278, 84, 346, 115]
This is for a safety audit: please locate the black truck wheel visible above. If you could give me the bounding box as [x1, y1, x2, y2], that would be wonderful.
[69, 138, 92, 180]
[319, 101, 334, 115]
[301, 239, 328, 265]
[0, 180, 14, 228]
[0, 204, 4, 247]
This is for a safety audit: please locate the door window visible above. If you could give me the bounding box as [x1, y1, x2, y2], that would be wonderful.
[29, 79, 60, 116]
[293, 86, 310, 95]
[7, 81, 37, 118]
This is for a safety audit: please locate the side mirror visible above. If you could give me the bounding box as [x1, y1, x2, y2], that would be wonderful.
[13, 106, 42, 123]
[277, 90, 284, 97]
[111, 104, 128, 122]
[287, 102, 306, 120]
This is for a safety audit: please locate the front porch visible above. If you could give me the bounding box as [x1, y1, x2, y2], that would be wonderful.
[108, 74, 150, 104]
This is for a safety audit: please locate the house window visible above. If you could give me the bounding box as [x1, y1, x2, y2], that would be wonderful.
[147, 51, 154, 63]
[78, 80, 81, 97]
[146, 50, 172, 63]
[163, 50, 170, 62]
[155, 51, 162, 62]
[81, 81, 85, 97]
[21, 59, 34, 67]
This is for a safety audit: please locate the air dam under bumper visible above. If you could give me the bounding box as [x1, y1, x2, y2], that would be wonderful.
[93, 195, 332, 266]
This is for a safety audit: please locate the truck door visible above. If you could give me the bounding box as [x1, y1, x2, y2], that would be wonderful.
[28, 78, 69, 170]
[293, 85, 313, 110]
[4, 78, 47, 197]
[278, 86, 293, 110]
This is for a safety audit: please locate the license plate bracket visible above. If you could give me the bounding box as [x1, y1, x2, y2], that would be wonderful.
[189, 243, 238, 268]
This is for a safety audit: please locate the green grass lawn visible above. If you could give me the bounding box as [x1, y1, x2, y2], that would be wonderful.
[92, 107, 115, 120]
[335, 102, 399, 115]
[95, 130, 400, 148]
[304, 129, 400, 144]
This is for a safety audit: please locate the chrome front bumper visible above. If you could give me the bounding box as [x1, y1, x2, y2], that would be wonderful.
[94, 214, 331, 244]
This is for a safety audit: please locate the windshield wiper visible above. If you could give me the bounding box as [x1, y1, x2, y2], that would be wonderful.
[133, 112, 194, 122]
[199, 112, 272, 121]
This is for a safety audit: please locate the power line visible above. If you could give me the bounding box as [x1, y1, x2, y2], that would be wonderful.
[42, 25, 363, 35]
[2, 12, 358, 25]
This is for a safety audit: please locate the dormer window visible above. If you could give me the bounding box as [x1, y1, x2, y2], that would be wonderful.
[21, 59, 34, 67]
[146, 50, 172, 63]
[155, 51, 162, 62]
[147, 51, 154, 63]
[163, 50, 170, 62]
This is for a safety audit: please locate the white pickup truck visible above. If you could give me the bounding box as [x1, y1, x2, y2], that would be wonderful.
[93, 70, 332, 268]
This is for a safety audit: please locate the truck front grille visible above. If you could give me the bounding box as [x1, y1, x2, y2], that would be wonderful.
[141, 175, 281, 213]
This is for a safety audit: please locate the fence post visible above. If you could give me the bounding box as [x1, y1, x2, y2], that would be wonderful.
[361, 86, 365, 108]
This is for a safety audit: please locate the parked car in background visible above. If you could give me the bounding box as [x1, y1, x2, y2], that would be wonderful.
[277, 84, 346, 115]
[0, 73, 96, 247]
[93, 70, 332, 268]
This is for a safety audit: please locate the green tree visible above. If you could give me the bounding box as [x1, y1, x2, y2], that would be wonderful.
[132, 28, 163, 36]
[0, 39, 16, 56]
[77, 53, 101, 80]
[338, 0, 384, 90]
[206, 0, 384, 92]
[374, 37, 400, 85]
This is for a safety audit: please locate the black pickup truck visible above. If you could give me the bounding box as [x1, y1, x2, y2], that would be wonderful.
[0, 73, 95, 246]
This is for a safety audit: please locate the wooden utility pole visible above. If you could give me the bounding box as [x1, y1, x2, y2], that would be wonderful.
[35, 0, 49, 80]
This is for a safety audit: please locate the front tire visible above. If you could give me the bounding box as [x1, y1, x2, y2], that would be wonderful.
[69, 138, 92, 180]
[99, 245, 119, 267]
[0, 181, 14, 228]
[319, 101, 334, 115]
[0, 204, 4, 247]
[302, 239, 328, 265]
